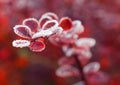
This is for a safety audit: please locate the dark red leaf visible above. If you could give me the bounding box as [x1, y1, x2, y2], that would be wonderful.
[29, 38, 45, 52]
[23, 18, 39, 33]
[59, 17, 72, 30]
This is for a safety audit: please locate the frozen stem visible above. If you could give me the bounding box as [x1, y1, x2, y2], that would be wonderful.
[74, 54, 88, 85]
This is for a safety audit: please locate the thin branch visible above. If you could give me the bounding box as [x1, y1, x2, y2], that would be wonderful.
[74, 54, 88, 85]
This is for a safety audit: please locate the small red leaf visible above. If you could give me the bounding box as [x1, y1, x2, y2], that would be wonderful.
[83, 62, 100, 73]
[58, 57, 75, 65]
[42, 12, 58, 20]
[13, 25, 32, 39]
[23, 18, 39, 33]
[87, 71, 108, 84]
[39, 16, 52, 28]
[12, 40, 30, 48]
[29, 38, 45, 52]
[59, 17, 72, 30]
[42, 20, 58, 30]
[56, 65, 80, 77]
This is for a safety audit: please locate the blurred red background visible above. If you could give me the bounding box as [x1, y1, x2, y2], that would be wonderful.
[0, 0, 120, 85]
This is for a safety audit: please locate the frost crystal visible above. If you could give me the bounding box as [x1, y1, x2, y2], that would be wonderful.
[12, 40, 30, 48]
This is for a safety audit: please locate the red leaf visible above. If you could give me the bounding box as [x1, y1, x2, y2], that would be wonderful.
[59, 17, 72, 30]
[56, 65, 80, 77]
[42, 20, 58, 30]
[39, 16, 52, 28]
[29, 38, 45, 52]
[42, 12, 58, 20]
[23, 18, 39, 33]
[13, 25, 32, 39]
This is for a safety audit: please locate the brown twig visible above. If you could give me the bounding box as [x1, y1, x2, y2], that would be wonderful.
[74, 54, 88, 85]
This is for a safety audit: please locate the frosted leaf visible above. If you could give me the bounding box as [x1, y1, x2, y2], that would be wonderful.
[78, 51, 92, 65]
[80, 50, 92, 58]
[62, 45, 75, 57]
[65, 33, 73, 38]
[72, 20, 84, 34]
[32, 30, 53, 39]
[50, 26, 63, 36]
[29, 38, 45, 52]
[48, 27, 63, 46]
[83, 62, 100, 73]
[59, 17, 73, 30]
[39, 15, 52, 28]
[65, 48, 74, 57]
[42, 20, 59, 30]
[58, 57, 75, 65]
[73, 34, 79, 39]
[75, 38, 96, 47]
[42, 12, 58, 20]
[48, 27, 63, 40]
[62, 45, 69, 53]
[23, 18, 39, 33]
[59, 33, 76, 44]
[87, 71, 109, 84]
[56, 27, 63, 34]
[13, 25, 32, 39]
[56, 65, 79, 77]
[12, 40, 30, 48]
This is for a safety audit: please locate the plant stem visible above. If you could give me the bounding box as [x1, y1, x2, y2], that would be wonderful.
[74, 55, 88, 85]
